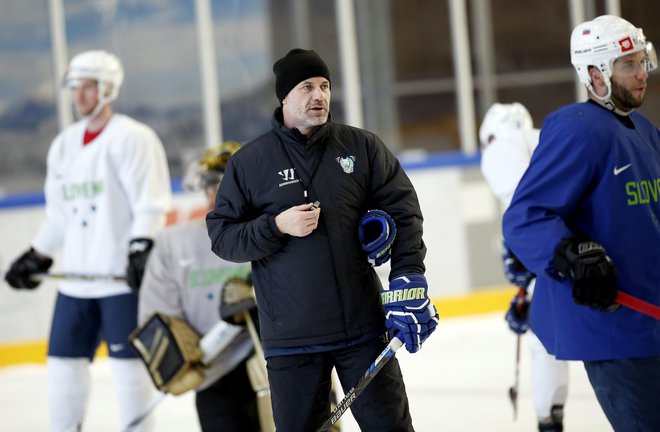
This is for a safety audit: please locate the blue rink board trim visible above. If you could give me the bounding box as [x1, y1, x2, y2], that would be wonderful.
[0, 150, 480, 210]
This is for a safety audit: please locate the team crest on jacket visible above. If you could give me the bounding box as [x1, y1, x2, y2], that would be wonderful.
[336, 156, 355, 174]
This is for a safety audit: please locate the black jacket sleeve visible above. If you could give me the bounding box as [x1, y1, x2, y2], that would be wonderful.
[206, 156, 287, 263]
[367, 135, 426, 278]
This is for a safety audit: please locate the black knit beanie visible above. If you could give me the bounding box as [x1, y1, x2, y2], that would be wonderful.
[273, 48, 331, 103]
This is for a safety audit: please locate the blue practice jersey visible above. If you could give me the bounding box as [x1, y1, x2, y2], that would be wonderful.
[503, 101, 660, 361]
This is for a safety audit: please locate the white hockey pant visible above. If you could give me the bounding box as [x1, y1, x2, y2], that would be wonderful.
[528, 332, 569, 420]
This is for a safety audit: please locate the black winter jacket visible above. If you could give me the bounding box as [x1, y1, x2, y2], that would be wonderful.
[206, 109, 426, 349]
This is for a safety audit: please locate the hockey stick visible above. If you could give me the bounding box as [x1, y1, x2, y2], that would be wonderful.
[508, 287, 526, 420]
[509, 333, 521, 420]
[316, 335, 404, 432]
[616, 290, 660, 320]
[34, 272, 127, 282]
[123, 391, 166, 432]
[0, 255, 126, 283]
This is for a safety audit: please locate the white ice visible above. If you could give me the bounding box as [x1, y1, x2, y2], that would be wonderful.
[0, 312, 612, 431]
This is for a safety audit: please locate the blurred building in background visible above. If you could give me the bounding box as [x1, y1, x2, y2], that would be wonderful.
[0, 0, 658, 194]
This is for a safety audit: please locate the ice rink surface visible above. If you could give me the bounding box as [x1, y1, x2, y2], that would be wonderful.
[0, 312, 612, 431]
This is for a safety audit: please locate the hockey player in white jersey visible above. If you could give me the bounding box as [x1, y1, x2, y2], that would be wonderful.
[137, 141, 262, 431]
[4, 50, 172, 431]
[480, 102, 568, 432]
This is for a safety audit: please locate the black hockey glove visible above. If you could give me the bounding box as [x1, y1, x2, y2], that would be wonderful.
[5, 248, 53, 289]
[126, 238, 154, 291]
[552, 235, 620, 312]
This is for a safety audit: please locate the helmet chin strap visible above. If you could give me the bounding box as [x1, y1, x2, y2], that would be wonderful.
[587, 77, 634, 117]
[77, 82, 113, 122]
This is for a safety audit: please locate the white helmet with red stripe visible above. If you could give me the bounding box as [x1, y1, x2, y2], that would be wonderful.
[570, 15, 657, 112]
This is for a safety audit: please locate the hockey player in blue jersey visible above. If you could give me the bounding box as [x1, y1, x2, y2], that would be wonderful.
[503, 15, 660, 432]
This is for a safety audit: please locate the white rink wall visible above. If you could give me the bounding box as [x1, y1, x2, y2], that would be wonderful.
[0, 159, 506, 346]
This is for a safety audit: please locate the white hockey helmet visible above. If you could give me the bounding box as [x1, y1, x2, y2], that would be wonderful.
[571, 15, 657, 109]
[183, 141, 242, 192]
[479, 102, 533, 148]
[64, 50, 124, 110]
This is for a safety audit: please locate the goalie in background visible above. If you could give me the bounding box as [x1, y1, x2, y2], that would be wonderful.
[137, 141, 260, 431]
[480, 102, 568, 431]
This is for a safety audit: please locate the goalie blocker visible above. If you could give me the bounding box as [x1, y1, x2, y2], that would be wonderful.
[128, 312, 205, 396]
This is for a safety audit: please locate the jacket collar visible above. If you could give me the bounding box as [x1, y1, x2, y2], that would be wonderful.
[271, 107, 332, 146]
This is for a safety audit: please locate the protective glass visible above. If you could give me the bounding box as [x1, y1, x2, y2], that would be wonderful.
[613, 42, 657, 76]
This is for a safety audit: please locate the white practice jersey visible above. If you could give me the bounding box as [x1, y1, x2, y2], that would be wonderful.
[480, 128, 540, 208]
[138, 219, 253, 391]
[31, 114, 172, 298]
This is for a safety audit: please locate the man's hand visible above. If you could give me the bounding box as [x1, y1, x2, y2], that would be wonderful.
[382, 274, 439, 353]
[4, 248, 53, 289]
[126, 238, 154, 291]
[505, 288, 531, 334]
[553, 235, 620, 312]
[274, 203, 320, 237]
[502, 243, 534, 288]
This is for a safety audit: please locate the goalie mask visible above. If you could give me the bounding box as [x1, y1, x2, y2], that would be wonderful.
[183, 141, 242, 192]
[571, 15, 657, 114]
[64, 50, 124, 119]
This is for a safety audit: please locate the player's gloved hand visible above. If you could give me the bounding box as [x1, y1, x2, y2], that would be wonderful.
[382, 274, 439, 353]
[219, 276, 258, 327]
[126, 238, 154, 291]
[505, 288, 530, 334]
[502, 243, 535, 288]
[552, 235, 620, 312]
[358, 209, 396, 267]
[4, 248, 53, 289]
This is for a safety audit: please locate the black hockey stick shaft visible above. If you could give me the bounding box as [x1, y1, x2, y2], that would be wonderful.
[509, 333, 521, 420]
[508, 287, 525, 420]
[317, 336, 404, 432]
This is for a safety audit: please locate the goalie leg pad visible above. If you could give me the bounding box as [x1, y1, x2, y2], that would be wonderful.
[129, 312, 205, 395]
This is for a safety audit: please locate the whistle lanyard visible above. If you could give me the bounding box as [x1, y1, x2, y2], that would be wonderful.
[278, 137, 327, 204]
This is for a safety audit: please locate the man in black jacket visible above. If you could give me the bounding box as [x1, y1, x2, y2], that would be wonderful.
[206, 48, 438, 431]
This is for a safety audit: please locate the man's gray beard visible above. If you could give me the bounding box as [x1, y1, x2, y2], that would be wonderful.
[611, 80, 644, 111]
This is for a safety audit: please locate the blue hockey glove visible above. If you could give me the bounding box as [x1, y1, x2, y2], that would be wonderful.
[505, 288, 530, 334]
[382, 274, 439, 353]
[358, 209, 396, 267]
[502, 243, 534, 288]
[126, 238, 154, 291]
